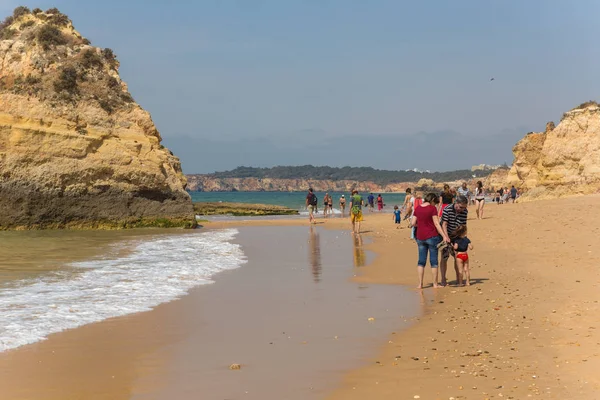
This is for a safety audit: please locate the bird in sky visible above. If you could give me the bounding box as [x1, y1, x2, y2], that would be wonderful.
[490, 77, 495, 81]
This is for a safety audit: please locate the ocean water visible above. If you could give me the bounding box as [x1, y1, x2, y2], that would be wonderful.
[0, 229, 246, 352]
[190, 191, 408, 214]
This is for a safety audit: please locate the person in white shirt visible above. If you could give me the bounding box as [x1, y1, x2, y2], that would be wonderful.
[457, 182, 471, 205]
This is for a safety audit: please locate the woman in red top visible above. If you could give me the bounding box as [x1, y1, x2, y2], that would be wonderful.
[411, 193, 450, 289]
[377, 194, 383, 211]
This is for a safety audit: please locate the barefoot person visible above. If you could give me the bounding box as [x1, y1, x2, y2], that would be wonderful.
[411, 193, 451, 289]
[367, 192, 375, 212]
[440, 194, 468, 286]
[458, 182, 471, 205]
[350, 190, 364, 234]
[377, 194, 383, 212]
[305, 188, 318, 224]
[323, 193, 330, 218]
[452, 225, 473, 286]
[402, 188, 414, 226]
[474, 181, 485, 219]
[510, 185, 518, 203]
[339, 194, 346, 216]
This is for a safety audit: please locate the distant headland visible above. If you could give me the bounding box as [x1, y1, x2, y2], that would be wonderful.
[185, 165, 495, 193]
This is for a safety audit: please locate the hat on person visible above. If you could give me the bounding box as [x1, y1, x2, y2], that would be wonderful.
[341, 195, 345, 197]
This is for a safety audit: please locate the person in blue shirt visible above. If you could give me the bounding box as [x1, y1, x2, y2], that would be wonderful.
[367, 193, 375, 212]
[393, 205, 401, 224]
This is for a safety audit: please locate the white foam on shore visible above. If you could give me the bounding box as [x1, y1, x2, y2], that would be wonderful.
[0, 229, 246, 352]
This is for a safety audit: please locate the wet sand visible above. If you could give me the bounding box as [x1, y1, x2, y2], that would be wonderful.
[0, 225, 422, 400]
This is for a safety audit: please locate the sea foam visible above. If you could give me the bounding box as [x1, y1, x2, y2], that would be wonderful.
[0, 229, 245, 352]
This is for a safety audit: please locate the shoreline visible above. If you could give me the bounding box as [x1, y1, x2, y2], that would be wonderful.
[0, 224, 422, 400]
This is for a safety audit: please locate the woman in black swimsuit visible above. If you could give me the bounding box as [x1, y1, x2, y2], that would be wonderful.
[474, 181, 486, 220]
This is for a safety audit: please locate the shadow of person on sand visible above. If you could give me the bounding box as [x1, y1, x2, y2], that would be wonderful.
[445, 277, 489, 287]
[352, 233, 366, 268]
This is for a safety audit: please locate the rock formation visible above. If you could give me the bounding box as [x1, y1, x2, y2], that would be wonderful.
[507, 101, 600, 200]
[0, 7, 194, 229]
[484, 168, 509, 191]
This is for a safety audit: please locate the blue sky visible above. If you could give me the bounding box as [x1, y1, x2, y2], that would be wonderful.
[2, 1, 600, 173]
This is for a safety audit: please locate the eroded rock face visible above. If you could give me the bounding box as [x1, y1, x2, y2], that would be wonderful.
[507, 103, 600, 200]
[0, 8, 193, 229]
[483, 168, 509, 191]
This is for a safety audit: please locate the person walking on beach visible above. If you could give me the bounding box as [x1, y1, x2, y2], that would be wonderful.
[452, 225, 473, 286]
[377, 194, 383, 212]
[411, 193, 451, 289]
[367, 193, 375, 212]
[306, 188, 318, 224]
[393, 205, 401, 224]
[323, 193, 330, 218]
[402, 188, 414, 225]
[510, 185, 518, 203]
[440, 194, 468, 286]
[350, 190, 364, 234]
[410, 192, 423, 240]
[458, 182, 471, 205]
[339, 194, 346, 216]
[439, 184, 453, 217]
[474, 181, 486, 219]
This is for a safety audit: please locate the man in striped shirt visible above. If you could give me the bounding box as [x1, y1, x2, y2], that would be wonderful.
[440, 194, 469, 286]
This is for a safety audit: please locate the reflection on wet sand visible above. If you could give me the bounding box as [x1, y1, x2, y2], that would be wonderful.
[308, 226, 322, 282]
[352, 234, 366, 267]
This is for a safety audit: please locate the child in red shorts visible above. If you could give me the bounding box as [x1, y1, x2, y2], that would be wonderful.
[452, 226, 473, 286]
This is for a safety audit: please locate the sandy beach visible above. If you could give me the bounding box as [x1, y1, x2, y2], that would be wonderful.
[325, 196, 600, 399]
[213, 196, 600, 398]
[1, 195, 599, 399]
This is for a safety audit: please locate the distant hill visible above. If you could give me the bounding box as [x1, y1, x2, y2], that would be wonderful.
[207, 166, 490, 186]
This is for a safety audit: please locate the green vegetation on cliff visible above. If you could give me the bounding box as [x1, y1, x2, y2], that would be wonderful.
[208, 166, 488, 186]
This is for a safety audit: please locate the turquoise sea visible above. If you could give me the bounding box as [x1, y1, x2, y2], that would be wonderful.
[190, 191, 408, 214]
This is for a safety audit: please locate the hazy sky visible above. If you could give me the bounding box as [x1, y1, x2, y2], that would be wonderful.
[2, 1, 600, 173]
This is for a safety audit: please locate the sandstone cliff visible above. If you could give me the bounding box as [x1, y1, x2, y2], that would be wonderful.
[507, 101, 600, 200]
[0, 7, 194, 229]
[483, 168, 509, 191]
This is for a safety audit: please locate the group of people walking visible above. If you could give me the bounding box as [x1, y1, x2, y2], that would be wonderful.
[410, 192, 471, 288]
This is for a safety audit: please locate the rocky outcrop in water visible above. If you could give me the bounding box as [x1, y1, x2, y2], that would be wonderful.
[0, 7, 194, 229]
[507, 102, 600, 200]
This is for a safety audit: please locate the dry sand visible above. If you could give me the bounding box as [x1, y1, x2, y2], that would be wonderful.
[324, 196, 600, 399]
